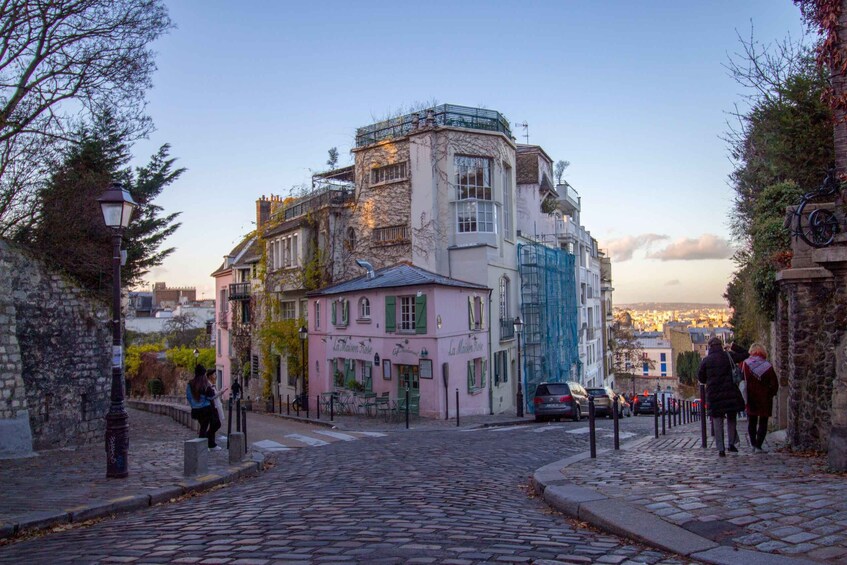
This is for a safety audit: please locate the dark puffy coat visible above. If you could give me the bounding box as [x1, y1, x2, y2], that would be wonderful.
[697, 343, 748, 417]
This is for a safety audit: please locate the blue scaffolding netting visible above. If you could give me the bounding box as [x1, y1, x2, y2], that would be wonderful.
[517, 243, 579, 414]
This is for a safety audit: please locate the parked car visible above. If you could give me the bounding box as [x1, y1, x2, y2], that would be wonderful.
[533, 381, 590, 422]
[616, 393, 632, 417]
[586, 387, 615, 418]
[634, 393, 661, 415]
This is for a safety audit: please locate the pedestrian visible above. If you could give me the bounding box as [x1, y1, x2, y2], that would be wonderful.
[697, 338, 748, 457]
[231, 378, 242, 400]
[206, 368, 227, 426]
[742, 343, 779, 453]
[186, 364, 222, 451]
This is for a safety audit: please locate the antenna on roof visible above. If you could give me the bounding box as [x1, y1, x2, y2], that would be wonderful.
[514, 121, 529, 144]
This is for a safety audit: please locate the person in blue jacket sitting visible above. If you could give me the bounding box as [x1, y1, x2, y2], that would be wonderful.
[186, 364, 222, 451]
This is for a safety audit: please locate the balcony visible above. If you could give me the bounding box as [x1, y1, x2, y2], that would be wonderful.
[228, 282, 251, 301]
[281, 186, 354, 222]
[499, 318, 515, 341]
[355, 104, 512, 147]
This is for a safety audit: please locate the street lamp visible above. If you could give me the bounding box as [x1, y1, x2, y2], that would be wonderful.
[97, 181, 137, 478]
[298, 325, 308, 403]
[513, 316, 524, 417]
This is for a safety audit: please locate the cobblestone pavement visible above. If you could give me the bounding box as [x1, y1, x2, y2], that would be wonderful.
[563, 420, 847, 563]
[0, 414, 697, 564]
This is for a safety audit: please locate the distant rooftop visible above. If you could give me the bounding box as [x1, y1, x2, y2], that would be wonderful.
[355, 104, 511, 147]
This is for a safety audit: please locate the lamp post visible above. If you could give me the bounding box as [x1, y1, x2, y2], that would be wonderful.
[513, 316, 524, 417]
[298, 325, 308, 403]
[193, 348, 199, 370]
[98, 182, 137, 478]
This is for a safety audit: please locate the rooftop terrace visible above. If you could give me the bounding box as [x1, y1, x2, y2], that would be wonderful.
[355, 104, 511, 147]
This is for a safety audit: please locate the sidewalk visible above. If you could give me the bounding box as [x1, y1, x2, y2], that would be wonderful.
[0, 408, 259, 542]
[533, 420, 846, 564]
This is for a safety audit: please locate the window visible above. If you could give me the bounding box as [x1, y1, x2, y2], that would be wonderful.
[386, 295, 426, 334]
[400, 296, 415, 331]
[361, 362, 373, 392]
[280, 301, 296, 320]
[241, 301, 250, 324]
[359, 297, 370, 320]
[332, 299, 349, 327]
[468, 295, 485, 330]
[643, 362, 649, 376]
[498, 276, 510, 320]
[455, 156, 495, 233]
[314, 301, 320, 329]
[372, 162, 408, 185]
[493, 350, 508, 385]
[373, 225, 410, 244]
[292, 234, 299, 266]
[467, 357, 487, 391]
[345, 228, 356, 252]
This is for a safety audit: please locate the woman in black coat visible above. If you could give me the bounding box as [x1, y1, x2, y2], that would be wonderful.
[697, 338, 748, 457]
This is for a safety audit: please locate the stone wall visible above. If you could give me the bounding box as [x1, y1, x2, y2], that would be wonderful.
[0, 240, 111, 451]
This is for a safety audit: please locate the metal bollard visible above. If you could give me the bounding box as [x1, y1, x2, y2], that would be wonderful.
[241, 408, 247, 453]
[296, 395, 300, 417]
[612, 396, 620, 450]
[306, 395, 310, 420]
[236, 398, 242, 433]
[662, 395, 667, 435]
[270, 395, 275, 414]
[653, 394, 659, 439]
[330, 394, 334, 421]
[588, 396, 596, 458]
[405, 386, 410, 430]
[456, 388, 460, 427]
[317, 396, 320, 420]
[227, 397, 233, 436]
[700, 384, 707, 448]
[287, 394, 290, 416]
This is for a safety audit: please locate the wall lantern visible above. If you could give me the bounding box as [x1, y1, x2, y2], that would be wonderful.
[374, 352, 380, 365]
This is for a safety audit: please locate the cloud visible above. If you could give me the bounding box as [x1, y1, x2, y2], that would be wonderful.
[665, 279, 681, 286]
[603, 234, 668, 262]
[647, 234, 734, 261]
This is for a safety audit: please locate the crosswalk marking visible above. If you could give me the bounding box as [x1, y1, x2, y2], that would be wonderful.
[314, 430, 357, 441]
[355, 431, 388, 437]
[285, 434, 330, 447]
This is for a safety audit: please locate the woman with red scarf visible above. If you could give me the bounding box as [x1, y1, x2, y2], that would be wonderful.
[742, 343, 779, 453]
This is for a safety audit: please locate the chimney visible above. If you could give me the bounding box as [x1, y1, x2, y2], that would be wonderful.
[256, 195, 271, 229]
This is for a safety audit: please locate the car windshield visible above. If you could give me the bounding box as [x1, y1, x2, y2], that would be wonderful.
[587, 388, 606, 396]
[537, 384, 570, 396]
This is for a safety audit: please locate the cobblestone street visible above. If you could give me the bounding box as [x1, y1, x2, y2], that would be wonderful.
[0, 412, 692, 564]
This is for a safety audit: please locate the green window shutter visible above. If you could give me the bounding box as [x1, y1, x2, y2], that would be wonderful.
[415, 294, 427, 334]
[494, 352, 501, 385]
[385, 296, 396, 332]
[342, 299, 349, 324]
[468, 296, 474, 329]
[331, 301, 337, 325]
[480, 297, 485, 330]
[467, 360, 474, 391]
[481, 359, 487, 388]
[502, 351, 508, 383]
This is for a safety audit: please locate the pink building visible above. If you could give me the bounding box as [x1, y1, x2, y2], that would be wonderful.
[307, 263, 492, 418]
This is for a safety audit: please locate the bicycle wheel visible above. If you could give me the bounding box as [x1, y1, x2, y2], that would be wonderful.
[795, 201, 840, 248]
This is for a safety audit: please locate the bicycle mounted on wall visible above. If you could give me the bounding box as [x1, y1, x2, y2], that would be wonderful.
[791, 167, 843, 248]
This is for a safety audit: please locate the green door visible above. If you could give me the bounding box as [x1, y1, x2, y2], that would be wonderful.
[397, 365, 420, 416]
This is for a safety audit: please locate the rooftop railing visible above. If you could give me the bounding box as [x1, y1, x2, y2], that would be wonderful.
[355, 104, 511, 147]
[281, 186, 354, 222]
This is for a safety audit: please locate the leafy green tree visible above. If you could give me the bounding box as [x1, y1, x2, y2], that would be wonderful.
[676, 351, 702, 386]
[19, 113, 184, 299]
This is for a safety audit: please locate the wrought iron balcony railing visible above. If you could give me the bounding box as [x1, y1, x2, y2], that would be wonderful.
[228, 282, 251, 301]
[499, 318, 515, 341]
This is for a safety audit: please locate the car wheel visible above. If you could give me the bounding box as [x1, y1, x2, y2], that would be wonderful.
[572, 406, 581, 422]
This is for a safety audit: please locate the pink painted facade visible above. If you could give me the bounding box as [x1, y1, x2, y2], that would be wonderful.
[307, 272, 492, 419]
[212, 268, 233, 398]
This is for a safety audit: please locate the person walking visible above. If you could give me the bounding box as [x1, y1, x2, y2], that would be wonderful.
[742, 343, 779, 453]
[186, 364, 222, 451]
[698, 338, 748, 457]
[206, 368, 227, 427]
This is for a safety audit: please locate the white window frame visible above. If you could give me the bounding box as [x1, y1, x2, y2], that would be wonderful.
[359, 297, 371, 320]
[455, 156, 495, 234]
[399, 296, 415, 332]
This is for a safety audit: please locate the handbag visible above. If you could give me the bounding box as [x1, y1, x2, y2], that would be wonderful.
[727, 352, 743, 385]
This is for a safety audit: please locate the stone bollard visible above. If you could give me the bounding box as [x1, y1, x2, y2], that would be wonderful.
[228, 432, 245, 464]
[184, 438, 208, 476]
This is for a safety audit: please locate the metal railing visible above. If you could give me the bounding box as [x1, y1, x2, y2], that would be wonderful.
[373, 225, 410, 245]
[499, 318, 515, 341]
[355, 104, 511, 147]
[281, 187, 353, 222]
[228, 282, 250, 301]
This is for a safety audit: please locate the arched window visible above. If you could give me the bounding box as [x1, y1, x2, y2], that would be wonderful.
[345, 227, 356, 252]
[499, 275, 510, 320]
[359, 297, 370, 320]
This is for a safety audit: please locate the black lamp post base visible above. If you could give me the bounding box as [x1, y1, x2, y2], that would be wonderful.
[105, 408, 129, 478]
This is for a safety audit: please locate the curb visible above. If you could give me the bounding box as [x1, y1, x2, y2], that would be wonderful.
[1, 459, 260, 541]
[532, 437, 816, 565]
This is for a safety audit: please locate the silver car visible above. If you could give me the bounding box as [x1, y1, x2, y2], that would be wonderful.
[532, 381, 590, 422]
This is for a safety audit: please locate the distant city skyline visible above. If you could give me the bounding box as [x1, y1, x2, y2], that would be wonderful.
[128, 1, 805, 304]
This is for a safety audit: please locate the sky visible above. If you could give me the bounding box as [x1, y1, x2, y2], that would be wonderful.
[130, 0, 808, 304]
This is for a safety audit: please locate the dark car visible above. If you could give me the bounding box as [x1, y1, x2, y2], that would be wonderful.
[634, 394, 661, 415]
[586, 387, 614, 418]
[533, 381, 589, 422]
